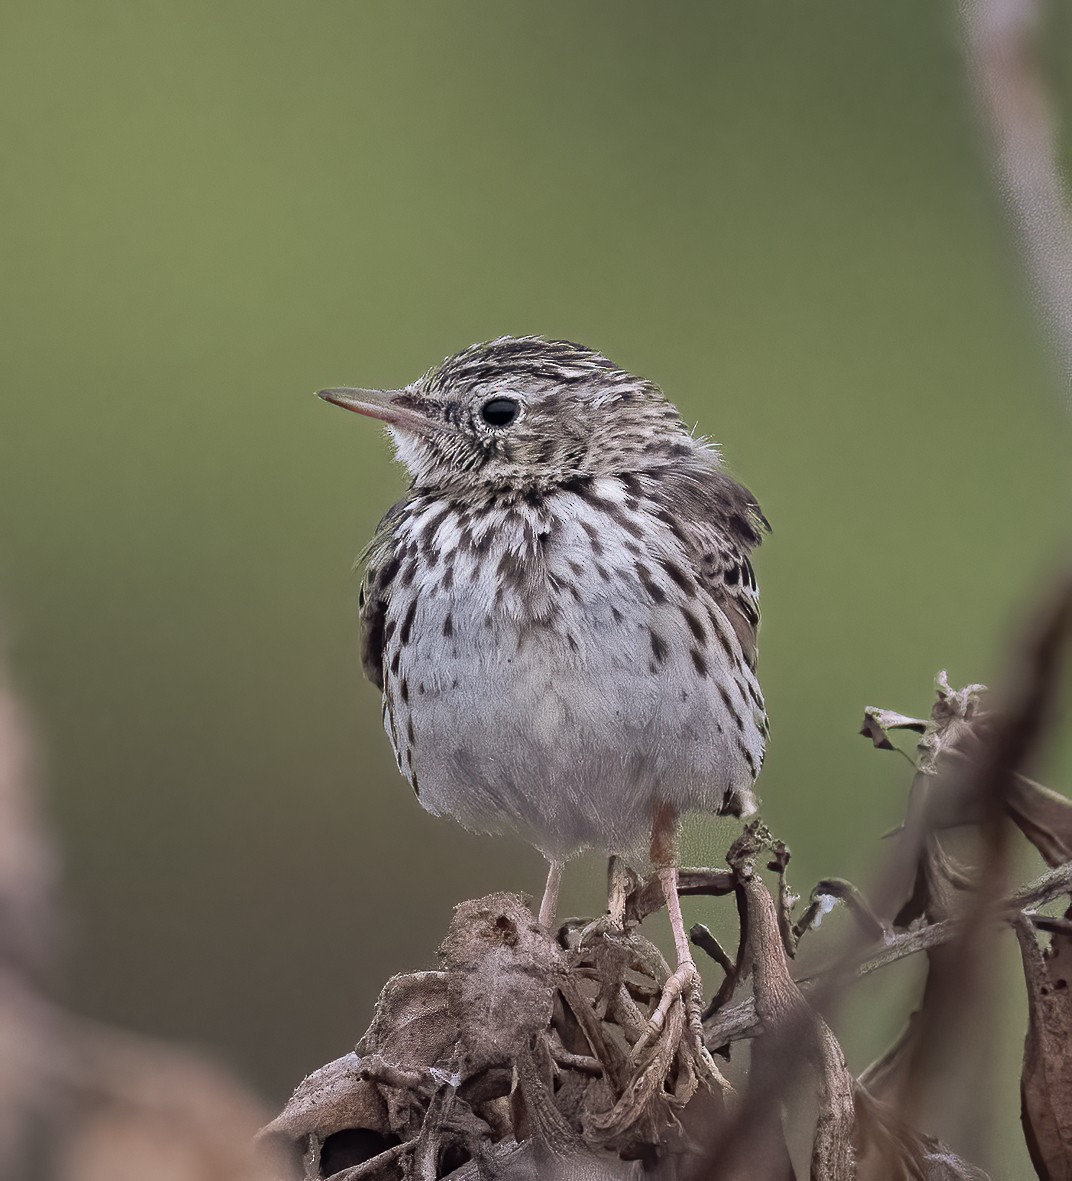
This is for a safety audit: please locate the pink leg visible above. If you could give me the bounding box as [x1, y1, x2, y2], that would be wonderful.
[631, 804, 704, 1059]
[538, 859, 564, 930]
[659, 863, 695, 970]
[649, 800, 690, 965]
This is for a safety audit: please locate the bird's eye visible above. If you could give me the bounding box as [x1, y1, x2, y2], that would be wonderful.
[479, 397, 520, 428]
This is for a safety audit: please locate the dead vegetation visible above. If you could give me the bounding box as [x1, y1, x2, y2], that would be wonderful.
[258, 574, 1072, 1180]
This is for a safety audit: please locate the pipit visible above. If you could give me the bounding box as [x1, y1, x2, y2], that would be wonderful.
[319, 337, 767, 1026]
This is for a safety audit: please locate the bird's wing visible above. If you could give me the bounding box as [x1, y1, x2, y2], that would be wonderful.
[357, 500, 408, 690]
[696, 536, 763, 670]
[646, 464, 768, 670]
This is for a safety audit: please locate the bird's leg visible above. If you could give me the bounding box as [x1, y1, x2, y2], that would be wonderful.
[606, 855, 631, 929]
[660, 861, 696, 973]
[632, 804, 706, 1059]
[537, 858, 564, 931]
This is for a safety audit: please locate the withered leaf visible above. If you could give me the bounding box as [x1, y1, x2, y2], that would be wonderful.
[860, 707, 929, 751]
[1015, 911, 1072, 1180]
[1008, 776, 1072, 869]
[854, 1087, 991, 1179]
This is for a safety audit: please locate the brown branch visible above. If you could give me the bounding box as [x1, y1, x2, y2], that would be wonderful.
[704, 859, 1072, 1052]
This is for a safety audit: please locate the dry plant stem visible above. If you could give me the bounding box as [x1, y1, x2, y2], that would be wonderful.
[704, 859, 1072, 1052]
[963, 0, 1072, 403]
[332, 1139, 413, 1180]
[695, 836, 856, 1181]
[892, 573, 1072, 1149]
[628, 867, 735, 923]
[689, 922, 735, 977]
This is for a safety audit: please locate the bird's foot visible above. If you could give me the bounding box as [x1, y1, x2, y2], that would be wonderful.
[631, 959, 701, 1062]
[628, 957, 722, 1087]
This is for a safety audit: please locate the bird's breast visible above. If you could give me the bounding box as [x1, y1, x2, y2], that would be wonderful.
[377, 479, 764, 856]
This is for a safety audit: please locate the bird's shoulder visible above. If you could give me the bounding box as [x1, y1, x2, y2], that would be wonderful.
[357, 498, 413, 690]
[638, 458, 768, 669]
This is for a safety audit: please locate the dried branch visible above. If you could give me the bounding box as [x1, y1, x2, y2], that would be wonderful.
[703, 859, 1072, 1053]
[264, 573, 1072, 1181]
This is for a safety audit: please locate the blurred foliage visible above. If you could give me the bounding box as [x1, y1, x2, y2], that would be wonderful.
[1, 2, 1070, 1175]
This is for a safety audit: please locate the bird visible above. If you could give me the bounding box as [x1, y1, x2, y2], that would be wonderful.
[318, 336, 768, 1025]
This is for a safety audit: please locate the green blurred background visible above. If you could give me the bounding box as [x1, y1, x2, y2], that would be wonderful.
[2, 1, 1071, 1174]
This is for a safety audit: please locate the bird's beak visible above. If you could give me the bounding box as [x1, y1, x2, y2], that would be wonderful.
[316, 387, 436, 434]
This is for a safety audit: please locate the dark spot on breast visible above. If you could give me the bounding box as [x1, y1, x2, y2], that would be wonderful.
[442, 612, 453, 637]
[717, 682, 746, 730]
[707, 610, 733, 656]
[654, 506, 688, 541]
[407, 718, 416, 743]
[607, 502, 646, 538]
[662, 559, 694, 594]
[735, 736, 758, 776]
[638, 565, 667, 604]
[620, 473, 643, 498]
[399, 599, 418, 645]
[580, 520, 604, 556]
[390, 649, 401, 675]
[561, 474, 595, 497]
[725, 563, 740, 586]
[441, 565, 454, 591]
[690, 648, 708, 678]
[400, 677, 409, 704]
[497, 549, 527, 588]
[410, 770, 420, 797]
[681, 607, 705, 642]
[650, 629, 668, 666]
[420, 506, 452, 546]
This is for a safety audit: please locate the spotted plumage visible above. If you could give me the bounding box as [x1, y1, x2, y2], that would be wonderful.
[325, 337, 769, 868]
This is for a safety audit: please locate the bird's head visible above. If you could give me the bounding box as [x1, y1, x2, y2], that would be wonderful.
[318, 336, 704, 496]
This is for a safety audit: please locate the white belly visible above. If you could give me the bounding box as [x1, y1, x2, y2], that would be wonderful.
[380, 484, 764, 861]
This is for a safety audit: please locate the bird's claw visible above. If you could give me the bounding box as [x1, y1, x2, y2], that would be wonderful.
[631, 959, 703, 1062]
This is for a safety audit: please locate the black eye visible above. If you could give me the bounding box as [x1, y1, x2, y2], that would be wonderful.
[479, 397, 519, 428]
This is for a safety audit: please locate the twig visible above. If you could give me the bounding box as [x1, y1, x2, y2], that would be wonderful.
[704, 859, 1072, 1051]
[330, 1138, 414, 1180]
[689, 923, 734, 976]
